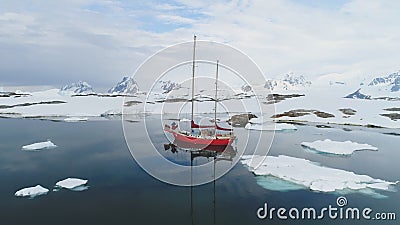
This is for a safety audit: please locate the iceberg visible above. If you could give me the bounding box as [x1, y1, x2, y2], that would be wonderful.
[21, 140, 57, 151]
[241, 155, 398, 194]
[301, 139, 378, 155]
[15, 185, 49, 198]
[55, 178, 88, 190]
[245, 122, 297, 131]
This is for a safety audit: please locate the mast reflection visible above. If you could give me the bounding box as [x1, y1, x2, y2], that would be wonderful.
[164, 141, 237, 224]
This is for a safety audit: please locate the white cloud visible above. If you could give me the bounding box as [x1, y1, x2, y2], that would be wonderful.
[182, 0, 400, 81]
[1, 0, 400, 89]
[154, 3, 186, 11]
[157, 14, 195, 24]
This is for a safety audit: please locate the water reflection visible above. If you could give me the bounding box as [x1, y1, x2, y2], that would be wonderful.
[164, 142, 237, 224]
[163, 140, 238, 166]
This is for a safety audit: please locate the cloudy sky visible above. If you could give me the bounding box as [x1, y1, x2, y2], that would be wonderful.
[1, 0, 399, 90]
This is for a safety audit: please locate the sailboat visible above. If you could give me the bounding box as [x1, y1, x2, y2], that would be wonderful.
[164, 36, 236, 149]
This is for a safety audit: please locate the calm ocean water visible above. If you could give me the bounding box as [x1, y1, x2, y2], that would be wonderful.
[0, 118, 398, 225]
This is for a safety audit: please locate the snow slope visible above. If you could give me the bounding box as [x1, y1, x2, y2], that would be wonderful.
[0, 89, 131, 118]
[269, 83, 400, 128]
[245, 122, 297, 131]
[0, 71, 399, 129]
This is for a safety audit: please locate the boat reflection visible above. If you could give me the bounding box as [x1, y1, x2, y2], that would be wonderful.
[163, 141, 237, 225]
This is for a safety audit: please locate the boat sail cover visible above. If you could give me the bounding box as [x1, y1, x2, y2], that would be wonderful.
[191, 120, 233, 131]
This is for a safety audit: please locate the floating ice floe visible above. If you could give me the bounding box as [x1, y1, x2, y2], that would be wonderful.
[21, 140, 57, 151]
[301, 139, 378, 155]
[255, 176, 304, 192]
[249, 117, 271, 124]
[241, 155, 398, 194]
[245, 122, 297, 131]
[15, 185, 49, 198]
[55, 178, 88, 191]
[64, 117, 88, 122]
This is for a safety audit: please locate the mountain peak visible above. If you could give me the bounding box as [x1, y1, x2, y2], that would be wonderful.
[367, 71, 400, 92]
[283, 73, 311, 87]
[265, 73, 311, 91]
[344, 70, 400, 99]
[60, 81, 94, 94]
[344, 88, 371, 99]
[108, 76, 138, 94]
[158, 80, 181, 94]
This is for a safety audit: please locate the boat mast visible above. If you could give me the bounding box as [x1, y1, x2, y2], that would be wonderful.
[214, 60, 219, 138]
[191, 35, 196, 129]
[190, 152, 194, 225]
[213, 155, 216, 223]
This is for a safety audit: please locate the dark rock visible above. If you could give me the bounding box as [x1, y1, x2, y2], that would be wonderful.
[272, 109, 335, 119]
[380, 113, 400, 121]
[339, 108, 357, 115]
[344, 89, 371, 99]
[384, 107, 400, 112]
[227, 113, 257, 127]
[265, 94, 305, 104]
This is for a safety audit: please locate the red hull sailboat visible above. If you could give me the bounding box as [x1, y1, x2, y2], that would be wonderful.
[165, 36, 235, 149]
[171, 131, 235, 146]
[169, 122, 235, 146]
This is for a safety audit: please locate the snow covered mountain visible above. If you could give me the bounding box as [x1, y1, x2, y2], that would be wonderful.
[158, 80, 181, 94]
[282, 73, 312, 87]
[1, 70, 400, 128]
[345, 71, 400, 99]
[264, 73, 311, 91]
[108, 77, 138, 95]
[59, 81, 94, 95]
[367, 71, 400, 92]
[241, 84, 252, 92]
